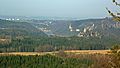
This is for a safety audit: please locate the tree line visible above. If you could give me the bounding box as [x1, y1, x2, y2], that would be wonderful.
[0, 36, 120, 52]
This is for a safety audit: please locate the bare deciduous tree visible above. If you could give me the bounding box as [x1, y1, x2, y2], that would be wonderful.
[106, 0, 120, 22]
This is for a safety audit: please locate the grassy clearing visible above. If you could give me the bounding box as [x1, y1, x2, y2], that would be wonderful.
[64, 50, 111, 54]
[0, 50, 111, 56]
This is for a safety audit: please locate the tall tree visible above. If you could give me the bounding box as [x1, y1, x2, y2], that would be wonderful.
[107, 1, 120, 68]
[106, 0, 120, 22]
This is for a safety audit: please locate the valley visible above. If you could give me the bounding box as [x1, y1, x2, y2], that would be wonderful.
[0, 17, 120, 68]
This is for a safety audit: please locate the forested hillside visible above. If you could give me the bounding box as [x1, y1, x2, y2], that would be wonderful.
[0, 19, 47, 37]
[0, 19, 120, 52]
[28, 18, 120, 38]
[0, 36, 120, 52]
[71, 18, 120, 38]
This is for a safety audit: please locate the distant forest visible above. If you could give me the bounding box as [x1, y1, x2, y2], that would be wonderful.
[0, 19, 120, 52]
[0, 36, 120, 52]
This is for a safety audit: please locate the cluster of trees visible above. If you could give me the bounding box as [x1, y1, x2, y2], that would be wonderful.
[0, 49, 119, 68]
[0, 36, 120, 52]
[0, 54, 93, 68]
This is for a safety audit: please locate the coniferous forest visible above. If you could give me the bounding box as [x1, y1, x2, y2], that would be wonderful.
[0, 36, 120, 52]
[0, 54, 93, 68]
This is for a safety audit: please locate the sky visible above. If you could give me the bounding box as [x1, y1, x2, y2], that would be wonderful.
[0, 0, 118, 19]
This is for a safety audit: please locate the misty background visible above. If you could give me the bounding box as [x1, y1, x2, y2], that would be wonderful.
[0, 0, 118, 19]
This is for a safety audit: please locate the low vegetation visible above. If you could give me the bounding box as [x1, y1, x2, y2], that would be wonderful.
[0, 49, 119, 68]
[0, 54, 93, 68]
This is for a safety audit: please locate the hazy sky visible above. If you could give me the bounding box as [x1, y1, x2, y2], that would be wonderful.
[0, 0, 118, 19]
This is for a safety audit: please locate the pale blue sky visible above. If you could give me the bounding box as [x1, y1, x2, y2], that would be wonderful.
[0, 0, 118, 19]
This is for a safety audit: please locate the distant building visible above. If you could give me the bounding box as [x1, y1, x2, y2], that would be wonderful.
[83, 28, 87, 33]
[16, 19, 20, 21]
[49, 22, 52, 24]
[12, 18, 15, 20]
[5, 18, 20, 21]
[69, 24, 73, 32]
[76, 29, 80, 32]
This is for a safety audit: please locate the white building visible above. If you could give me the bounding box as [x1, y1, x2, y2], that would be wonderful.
[83, 28, 87, 33]
[76, 29, 80, 32]
[69, 24, 73, 32]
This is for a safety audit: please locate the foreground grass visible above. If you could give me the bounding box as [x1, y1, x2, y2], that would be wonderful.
[0, 54, 93, 68]
[0, 50, 113, 68]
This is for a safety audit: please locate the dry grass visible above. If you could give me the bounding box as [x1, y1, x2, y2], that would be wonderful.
[0, 50, 111, 56]
[0, 52, 55, 56]
[64, 50, 111, 54]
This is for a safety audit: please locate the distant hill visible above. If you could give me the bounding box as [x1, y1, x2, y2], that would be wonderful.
[0, 19, 47, 37]
[70, 18, 120, 39]
[1, 17, 119, 38]
[28, 18, 120, 39]
[27, 20, 77, 37]
[0, 18, 120, 52]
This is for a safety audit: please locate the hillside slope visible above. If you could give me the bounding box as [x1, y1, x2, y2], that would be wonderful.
[71, 18, 120, 39]
[0, 19, 47, 37]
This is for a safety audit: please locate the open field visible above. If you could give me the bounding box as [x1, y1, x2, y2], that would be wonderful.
[65, 50, 111, 54]
[0, 50, 111, 56]
[0, 52, 54, 56]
